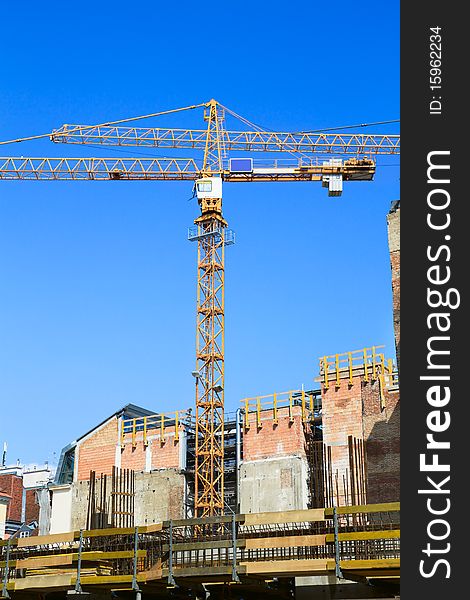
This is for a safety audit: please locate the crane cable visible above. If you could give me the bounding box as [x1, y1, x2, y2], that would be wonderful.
[220, 103, 399, 134]
[220, 104, 319, 163]
[0, 102, 206, 146]
[227, 109, 399, 133]
[220, 103, 399, 162]
[300, 119, 400, 134]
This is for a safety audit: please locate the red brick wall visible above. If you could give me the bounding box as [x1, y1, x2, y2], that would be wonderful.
[390, 253, 400, 371]
[120, 440, 146, 471]
[321, 375, 364, 504]
[362, 384, 400, 503]
[319, 372, 400, 505]
[0, 474, 23, 522]
[151, 427, 181, 469]
[77, 418, 119, 480]
[388, 207, 400, 372]
[120, 426, 181, 471]
[243, 406, 307, 461]
[77, 419, 183, 480]
[24, 489, 40, 530]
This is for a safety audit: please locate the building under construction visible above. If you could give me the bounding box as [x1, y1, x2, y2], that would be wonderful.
[0, 101, 400, 599]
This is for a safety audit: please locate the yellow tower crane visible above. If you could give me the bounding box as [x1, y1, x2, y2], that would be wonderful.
[0, 99, 400, 517]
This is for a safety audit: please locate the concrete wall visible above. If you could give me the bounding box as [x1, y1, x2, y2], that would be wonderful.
[49, 485, 72, 534]
[22, 468, 51, 488]
[70, 469, 186, 530]
[134, 470, 186, 525]
[240, 456, 309, 513]
[240, 406, 309, 513]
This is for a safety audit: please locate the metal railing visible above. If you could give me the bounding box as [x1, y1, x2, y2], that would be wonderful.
[187, 224, 235, 245]
[319, 346, 399, 403]
[241, 389, 321, 429]
[120, 410, 190, 448]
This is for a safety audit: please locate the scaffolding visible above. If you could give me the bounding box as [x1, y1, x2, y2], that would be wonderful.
[0, 503, 400, 597]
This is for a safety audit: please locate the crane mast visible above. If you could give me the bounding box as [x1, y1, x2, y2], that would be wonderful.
[190, 182, 229, 516]
[191, 101, 228, 516]
[0, 99, 400, 518]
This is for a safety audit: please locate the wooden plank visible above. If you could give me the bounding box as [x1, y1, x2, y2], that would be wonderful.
[324, 502, 400, 516]
[144, 522, 163, 533]
[244, 508, 325, 526]
[17, 554, 73, 569]
[241, 558, 335, 575]
[74, 574, 146, 585]
[245, 534, 326, 550]
[13, 573, 73, 590]
[0, 560, 17, 568]
[83, 524, 155, 538]
[15, 549, 147, 569]
[143, 559, 163, 581]
[17, 531, 75, 547]
[325, 529, 400, 543]
[340, 558, 400, 570]
[83, 526, 136, 538]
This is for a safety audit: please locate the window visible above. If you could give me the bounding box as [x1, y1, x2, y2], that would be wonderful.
[197, 181, 212, 193]
[56, 447, 75, 484]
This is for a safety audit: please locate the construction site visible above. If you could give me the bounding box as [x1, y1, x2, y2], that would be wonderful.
[0, 100, 400, 599]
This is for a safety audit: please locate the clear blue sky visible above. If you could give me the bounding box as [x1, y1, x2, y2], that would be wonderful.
[0, 1, 399, 466]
